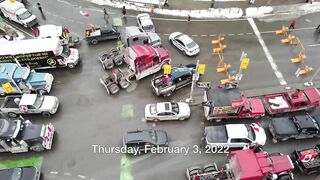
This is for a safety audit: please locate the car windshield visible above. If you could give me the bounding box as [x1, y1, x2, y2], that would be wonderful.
[33, 95, 44, 109]
[171, 102, 179, 114]
[11, 168, 22, 180]
[149, 130, 157, 144]
[18, 10, 32, 20]
[245, 125, 255, 141]
[144, 25, 154, 31]
[150, 104, 157, 115]
[186, 41, 197, 49]
[60, 46, 71, 58]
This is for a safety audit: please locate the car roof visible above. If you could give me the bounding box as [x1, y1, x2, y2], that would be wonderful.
[20, 94, 38, 106]
[127, 130, 153, 142]
[0, 119, 17, 139]
[294, 114, 318, 129]
[156, 102, 171, 113]
[139, 16, 153, 26]
[226, 124, 249, 139]
[171, 67, 193, 79]
[176, 34, 193, 45]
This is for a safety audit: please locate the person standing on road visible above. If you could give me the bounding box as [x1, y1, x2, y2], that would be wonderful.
[317, 24, 320, 30]
[122, 6, 126, 17]
[210, 0, 215, 8]
[289, 20, 296, 29]
[37, 2, 43, 14]
[249, 0, 255, 5]
[103, 8, 109, 23]
[163, 0, 169, 7]
[187, 14, 191, 24]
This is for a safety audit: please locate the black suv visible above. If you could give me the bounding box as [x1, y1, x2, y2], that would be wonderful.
[123, 129, 169, 151]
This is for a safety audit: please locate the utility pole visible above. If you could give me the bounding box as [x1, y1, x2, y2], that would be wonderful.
[186, 60, 200, 103]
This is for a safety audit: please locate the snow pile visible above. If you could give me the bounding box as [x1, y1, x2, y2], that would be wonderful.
[246, 6, 273, 17]
[89, 0, 243, 18]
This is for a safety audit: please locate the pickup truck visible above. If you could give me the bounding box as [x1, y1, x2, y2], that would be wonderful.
[151, 64, 196, 97]
[263, 87, 320, 115]
[85, 25, 120, 45]
[0, 94, 59, 118]
[204, 123, 266, 148]
[291, 144, 320, 175]
[202, 88, 265, 122]
[269, 113, 320, 143]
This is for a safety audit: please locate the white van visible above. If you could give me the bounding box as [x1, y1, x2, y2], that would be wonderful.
[0, 0, 37, 28]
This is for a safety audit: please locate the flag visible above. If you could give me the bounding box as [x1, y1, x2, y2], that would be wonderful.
[80, 11, 90, 17]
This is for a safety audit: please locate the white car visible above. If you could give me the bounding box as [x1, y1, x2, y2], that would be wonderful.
[204, 123, 266, 148]
[145, 102, 191, 121]
[169, 32, 200, 56]
[137, 13, 155, 33]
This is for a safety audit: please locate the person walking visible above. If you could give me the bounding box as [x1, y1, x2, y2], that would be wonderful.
[37, 2, 43, 14]
[289, 20, 296, 29]
[103, 8, 109, 19]
[163, 0, 169, 7]
[122, 6, 126, 17]
[187, 14, 191, 24]
[210, 0, 215, 8]
[249, 0, 255, 5]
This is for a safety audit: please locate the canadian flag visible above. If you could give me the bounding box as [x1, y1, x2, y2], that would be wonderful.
[80, 11, 90, 17]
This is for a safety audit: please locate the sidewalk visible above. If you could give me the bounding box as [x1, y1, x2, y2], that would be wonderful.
[90, 0, 320, 19]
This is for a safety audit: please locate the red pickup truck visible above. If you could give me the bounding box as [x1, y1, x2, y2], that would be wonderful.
[202, 88, 265, 122]
[263, 87, 320, 115]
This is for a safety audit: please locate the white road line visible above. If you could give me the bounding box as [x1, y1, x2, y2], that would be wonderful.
[64, 172, 72, 176]
[200, 35, 207, 37]
[50, 171, 59, 175]
[209, 34, 217, 36]
[228, 34, 235, 36]
[246, 32, 253, 35]
[163, 33, 170, 36]
[305, 19, 312, 23]
[308, 44, 320, 47]
[78, 175, 86, 179]
[238, 33, 244, 35]
[247, 18, 287, 86]
[192, 35, 199, 36]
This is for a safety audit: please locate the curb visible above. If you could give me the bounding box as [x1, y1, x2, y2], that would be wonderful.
[0, 21, 25, 40]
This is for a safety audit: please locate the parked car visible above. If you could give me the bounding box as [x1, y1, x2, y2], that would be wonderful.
[151, 64, 196, 97]
[269, 113, 320, 143]
[145, 102, 191, 121]
[204, 123, 266, 148]
[0, 166, 40, 180]
[169, 32, 200, 56]
[136, 13, 155, 33]
[123, 129, 168, 152]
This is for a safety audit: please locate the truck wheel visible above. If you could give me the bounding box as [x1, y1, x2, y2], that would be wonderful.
[42, 112, 51, 117]
[277, 174, 292, 180]
[165, 91, 173, 97]
[104, 60, 114, 70]
[178, 117, 185, 121]
[91, 39, 98, 45]
[188, 166, 202, 176]
[109, 84, 120, 95]
[67, 63, 76, 69]
[37, 89, 48, 95]
[119, 79, 130, 89]
[102, 73, 111, 83]
[8, 112, 18, 118]
[203, 163, 217, 173]
[272, 138, 278, 143]
[31, 144, 45, 152]
[114, 57, 124, 66]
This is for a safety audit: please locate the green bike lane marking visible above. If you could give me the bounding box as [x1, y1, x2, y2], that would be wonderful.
[122, 104, 134, 118]
[0, 156, 43, 169]
[120, 155, 133, 180]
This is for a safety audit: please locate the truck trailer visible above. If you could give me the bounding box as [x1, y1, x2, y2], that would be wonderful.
[0, 38, 80, 69]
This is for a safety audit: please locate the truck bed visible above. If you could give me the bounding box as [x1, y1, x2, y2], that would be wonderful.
[205, 126, 228, 143]
[270, 117, 298, 136]
[0, 96, 20, 108]
[264, 94, 290, 112]
[206, 88, 242, 107]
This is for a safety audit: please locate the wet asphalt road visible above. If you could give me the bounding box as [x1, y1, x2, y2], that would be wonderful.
[1, 0, 320, 180]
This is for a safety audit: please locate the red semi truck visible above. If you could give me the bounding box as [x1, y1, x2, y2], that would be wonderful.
[99, 45, 171, 94]
[186, 149, 294, 180]
[263, 87, 320, 115]
[202, 88, 265, 122]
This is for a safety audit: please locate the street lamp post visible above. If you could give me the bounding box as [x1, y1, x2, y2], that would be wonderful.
[186, 60, 200, 103]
